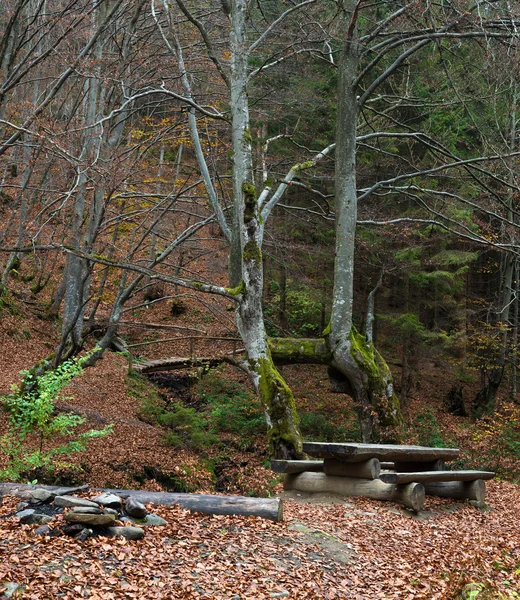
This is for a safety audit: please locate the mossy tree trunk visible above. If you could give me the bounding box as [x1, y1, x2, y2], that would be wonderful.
[328, 2, 402, 442]
[228, 0, 303, 459]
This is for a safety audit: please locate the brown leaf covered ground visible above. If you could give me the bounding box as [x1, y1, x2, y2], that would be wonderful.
[0, 482, 519, 599]
[1, 289, 520, 598]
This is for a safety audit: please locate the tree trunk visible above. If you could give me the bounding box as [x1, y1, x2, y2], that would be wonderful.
[328, 2, 402, 442]
[229, 0, 302, 459]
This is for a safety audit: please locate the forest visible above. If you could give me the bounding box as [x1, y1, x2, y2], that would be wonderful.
[1, 0, 520, 598]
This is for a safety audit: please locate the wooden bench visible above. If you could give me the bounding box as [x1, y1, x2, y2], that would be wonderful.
[275, 442, 495, 512]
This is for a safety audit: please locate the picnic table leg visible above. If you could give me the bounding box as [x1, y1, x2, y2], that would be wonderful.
[423, 480, 486, 502]
[284, 472, 425, 512]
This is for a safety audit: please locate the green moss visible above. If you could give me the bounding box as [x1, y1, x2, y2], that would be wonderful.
[349, 327, 402, 432]
[242, 128, 253, 144]
[226, 280, 246, 297]
[243, 240, 262, 265]
[294, 160, 313, 171]
[322, 321, 331, 337]
[268, 338, 331, 363]
[242, 182, 257, 222]
[257, 354, 303, 458]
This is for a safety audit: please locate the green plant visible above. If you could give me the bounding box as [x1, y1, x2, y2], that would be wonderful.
[299, 411, 360, 443]
[411, 409, 450, 448]
[0, 351, 113, 481]
[134, 371, 218, 450]
[160, 402, 218, 450]
[264, 281, 323, 337]
[196, 370, 266, 441]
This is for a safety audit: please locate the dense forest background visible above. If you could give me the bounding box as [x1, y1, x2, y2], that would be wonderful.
[1, 0, 520, 478]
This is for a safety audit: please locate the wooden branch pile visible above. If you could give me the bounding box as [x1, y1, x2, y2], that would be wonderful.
[272, 442, 495, 512]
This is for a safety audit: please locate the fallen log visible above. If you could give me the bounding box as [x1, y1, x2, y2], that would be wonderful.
[0, 483, 89, 497]
[303, 442, 460, 463]
[323, 458, 381, 480]
[0, 483, 283, 522]
[270, 460, 324, 474]
[97, 488, 283, 522]
[423, 480, 486, 502]
[284, 472, 425, 512]
[380, 470, 495, 484]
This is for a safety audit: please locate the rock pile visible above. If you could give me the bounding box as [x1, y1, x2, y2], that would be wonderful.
[11, 488, 167, 541]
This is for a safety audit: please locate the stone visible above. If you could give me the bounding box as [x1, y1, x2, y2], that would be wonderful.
[1, 582, 22, 599]
[30, 489, 55, 503]
[64, 512, 116, 527]
[104, 508, 119, 516]
[16, 502, 29, 512]
[34, 525, 52, 536]
[92, 493, 122, 509]
[122, 514, 167, 527]
[74, 528, 93, 542]
[54, 496, 99, 509]
[106, 526, 145, 541]
[66, 507, 104, 515]
[124, 496, 147, 519]
[16, 509, 35, 519]
[20, 513, 52, 525]
[62, 523, 86, 536]
[140, 514, 167, 526]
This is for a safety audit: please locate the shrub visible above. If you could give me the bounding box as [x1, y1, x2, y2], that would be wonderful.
[195, 370, 266, 440]
[160, 402, 218, 450]
[412, 409, 450, 448]
[300, 411, 360, 443]
[0, 352, 112, 482]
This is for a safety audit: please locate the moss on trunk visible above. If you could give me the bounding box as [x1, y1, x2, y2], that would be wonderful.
[255, 353, 303, 459]
[348, 327, 403, 440]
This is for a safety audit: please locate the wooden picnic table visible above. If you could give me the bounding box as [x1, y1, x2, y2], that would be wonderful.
[277, 442, 494, 512]
[302, 442, 460, 463]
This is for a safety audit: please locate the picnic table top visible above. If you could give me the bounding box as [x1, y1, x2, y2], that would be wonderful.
[302, 442, 460, 462]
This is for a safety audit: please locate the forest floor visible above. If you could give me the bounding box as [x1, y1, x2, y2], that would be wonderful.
[1, 278, 520, 598]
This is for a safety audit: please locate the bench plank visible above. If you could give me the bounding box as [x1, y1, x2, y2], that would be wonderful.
[379, 470, 495, 484]
[303, 442, 460, 463]
[270, 460, 323, 474]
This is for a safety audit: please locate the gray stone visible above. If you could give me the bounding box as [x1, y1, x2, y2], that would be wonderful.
[34, 525, 52, 536]
[62, 523, 86, 536]
[30, 489, 55, 503]
[64, 512, 115, 527]
[1, 582, 22, 599]
[125, 496, 147, 519]
[141, 514, 167, 526]
[66, 506, 104, 515]
[20, 513, 52, 525]
[74, 528, 93, 542]
[106, 526, 145, 541]
[104, 508, 119, 516]
[288, 523, 311, 533]
[470, 500, 491, 512]
[54, 496, 99, 509]
[123, 513, 167, 527]
[91, 493, 122, 509]
[16, 508, 36, 519]
[16, 502, 29, 512]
